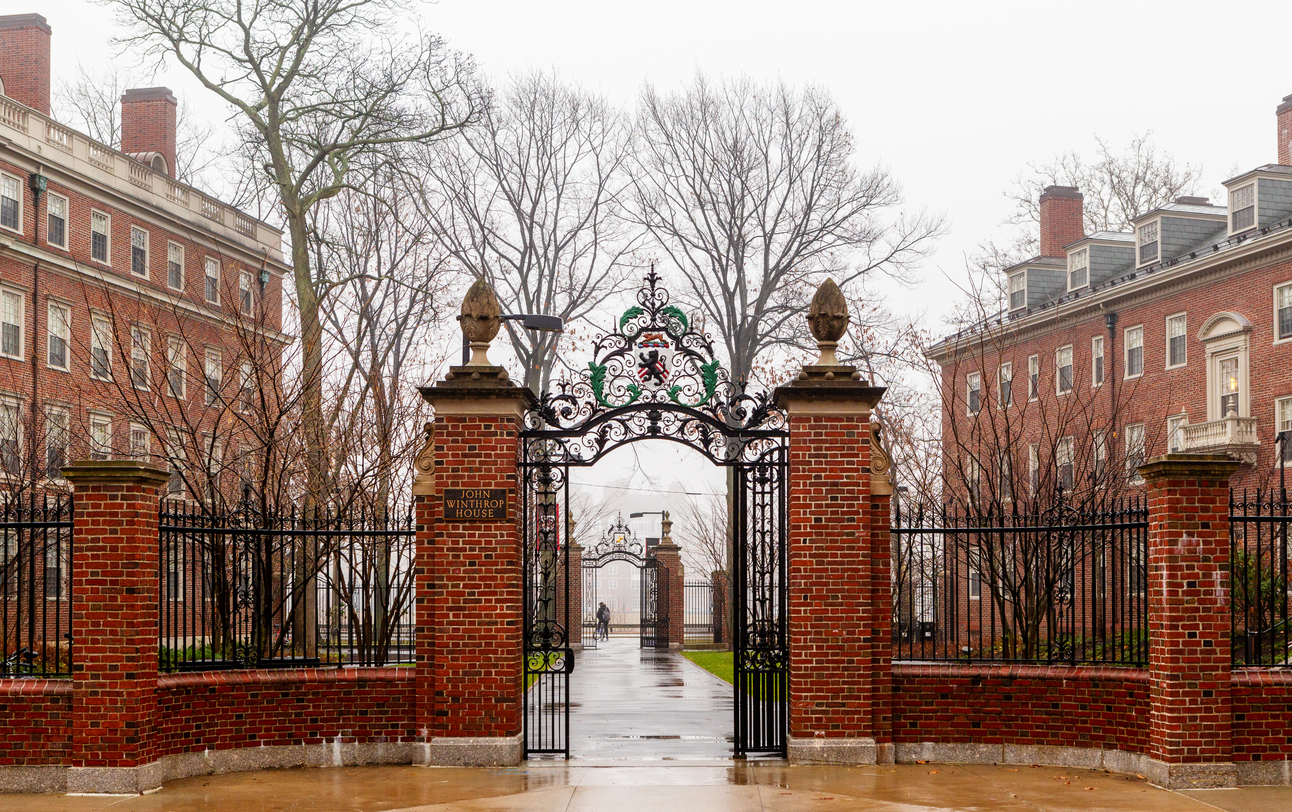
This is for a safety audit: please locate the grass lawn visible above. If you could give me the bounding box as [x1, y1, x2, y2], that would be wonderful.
[682, 650, 733, 684]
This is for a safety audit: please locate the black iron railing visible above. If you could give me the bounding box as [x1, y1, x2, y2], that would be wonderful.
[892, 496, 1148, 666]
[0, 492, 73, 677]
[159, 499, 415, 671]
[1231, 489, 1292, 667]
[683, 579, 714, 646]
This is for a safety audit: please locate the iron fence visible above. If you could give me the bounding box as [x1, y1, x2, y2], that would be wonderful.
[0, 492, 73, 677]
[159, 499, 415, 671]
[684, 579, 715, 646]
[1231, 489, 1292, 667]
[892, 496, 1148, 665]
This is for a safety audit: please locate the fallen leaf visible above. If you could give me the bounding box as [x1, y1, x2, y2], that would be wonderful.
[927, 770, 940, 774]
[1085, 787, 1095, 791]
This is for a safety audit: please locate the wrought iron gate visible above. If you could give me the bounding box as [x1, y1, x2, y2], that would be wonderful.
[581, 561, 599, 649]
[639, 557, 669, 649]
[521, 269, 788, 759]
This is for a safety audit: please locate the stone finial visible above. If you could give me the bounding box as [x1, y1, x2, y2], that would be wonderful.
[458, 278, 502, 367]
[807, 278, 849, 366]
[660, 510, 672, 542]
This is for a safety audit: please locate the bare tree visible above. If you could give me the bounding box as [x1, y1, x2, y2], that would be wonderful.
[633, 74, 944, 385]
[108, 0, 483, 504]
[675, 491, 727, 577]
[418, 70, 640, 392]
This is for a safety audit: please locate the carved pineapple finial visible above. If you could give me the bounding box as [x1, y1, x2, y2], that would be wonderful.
[458, 278, 502, 367]
[807, 278, 848, 366]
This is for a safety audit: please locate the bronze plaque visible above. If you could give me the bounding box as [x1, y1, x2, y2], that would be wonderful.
[443, 488, 509, 520]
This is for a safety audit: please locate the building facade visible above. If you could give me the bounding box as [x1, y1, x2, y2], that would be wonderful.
[930, 92, 1292, 504]
[0, 13, 289, 500]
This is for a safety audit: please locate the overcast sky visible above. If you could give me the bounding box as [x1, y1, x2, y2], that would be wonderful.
[36, 0, 1292, 520]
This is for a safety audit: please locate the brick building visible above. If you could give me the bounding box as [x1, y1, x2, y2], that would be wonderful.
[0, 13, 288, 499]
[929, 92, 1292, 503]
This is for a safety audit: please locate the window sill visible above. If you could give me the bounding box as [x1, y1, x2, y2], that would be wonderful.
[1165, 363, 1187, 371]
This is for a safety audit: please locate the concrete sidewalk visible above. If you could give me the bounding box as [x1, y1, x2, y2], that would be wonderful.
[4, 762, 1289, 812]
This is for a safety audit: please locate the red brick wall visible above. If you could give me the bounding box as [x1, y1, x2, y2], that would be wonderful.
[1232, 670, 1292, 762]
[1039, 187, 1084, 257]
[155, 669, 415, 754]
[120, 90, 178, 178]
[1278, 95, 1292, 168]
[0, 679, 71, 765]
[0, 15, 51, 115]
[893, 663, 1149, 753]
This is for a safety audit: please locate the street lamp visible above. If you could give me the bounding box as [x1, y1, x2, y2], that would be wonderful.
[461, 313, 564, 366]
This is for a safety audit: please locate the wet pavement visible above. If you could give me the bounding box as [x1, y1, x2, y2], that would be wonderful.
[566, 636, 733, 761]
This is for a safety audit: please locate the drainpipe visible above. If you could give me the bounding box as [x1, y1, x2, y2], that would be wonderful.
[27, 170, 46, 483]
[1105, 310, 1118, 459]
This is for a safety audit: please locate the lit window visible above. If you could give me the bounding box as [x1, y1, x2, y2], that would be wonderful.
[167, 242, 184, 290]
[1092, 336, 1104, 386]
[1009, 272, 1026, 310]
[1231, 183, 1255, 232]
[47, 301, 69, 371]
[1276, 283, 1292, 341]
[1068, 249, 1088, 290]
[46, 194, 67, 248]
[967, 372, 981, 414]
[1, 287, 23, 359]
[1056, 345, 1073, 394]
[130, 326, 150, 390]
[1126, 423, 1146, 483]
[167, 336, 186, 399]
[1167, 314, 1186, 368]
[91, 211, 110, 263]
[1167, 414, 1186, 454]
[0, 397, 20, 476]
[131, 227, 149, 277]
[44, 405, 69, 479]
[998, 362, 1012, 408]
[1125, 326, 1143, 378]
[0, 175, 20, 232]
[129, 422, 150, 461]
[204, 349, 221, 406]
[1028, 355, 1039, 400]
[89, 414, 111, 461]
[90, 315, 112, 380]
[1138, 221, 1158, 265]
[1278, 397, 1292, 465]
[205, 258, 220, 305]
[1219, 356, 1240, 417]
[239, 270, 253, 315]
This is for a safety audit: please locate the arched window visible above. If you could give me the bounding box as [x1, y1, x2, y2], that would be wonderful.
[1198, 312, 1253, 421]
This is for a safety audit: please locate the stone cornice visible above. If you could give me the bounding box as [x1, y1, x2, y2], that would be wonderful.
[1137, 453, 1242, 483]
[61, 459, 170, 486]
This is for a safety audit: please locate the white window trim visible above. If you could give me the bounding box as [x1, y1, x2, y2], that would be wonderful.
[966, 371, 981, 415]
[167, 241, 185, 292]
[1124, 325, 1144, 380]
[204, 257, 220, 305]
[0, 393, 24, 478]
[204, 348, 222, 406]
[88, 411, 113, 461]
[90, 313, 112, 381]
[1055, 345, 1074, 395]
[1091, 335, 1105, 387]
[0, 284, 26, 362]
[129, 421, 151, 461]
[1137, 219, 1160, 267]
[1126, 423, 1146, 483]
[1230, 182, 1257, 234]
[1276, 396, 1292, 467]
[45, 192, 68, 249]
[997, 362, 1012, 410]
[90, 209, 111, 266]
[1166, 413, 1188, 454]
[1027, 354, 1039, 402]
[968, 570, 982, 601]
[1067, 248, 1089, 292]
[131, 325, 151, 391]
[46, 298, 71, 372]
[43, 403, 70, 481]
[130, 226, 150, 279]
[167, 335, 187, 400]
[239, 270, 254, 316]
[1008, 271, 1026, 311]
[0, 172, 23, 235]
[1165, 312, 1188, 370]
[1273, 281, 1292, 345]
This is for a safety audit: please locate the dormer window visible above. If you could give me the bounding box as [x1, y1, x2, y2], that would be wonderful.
[1068, 249, 1088, 290]
[1138, 221, 1159, 265]
[1231, 183, 1255, 232]
[1008, 272, 1025, 311]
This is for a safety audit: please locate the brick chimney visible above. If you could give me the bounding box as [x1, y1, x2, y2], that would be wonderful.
[1278, 93, 1292, 166]
[1038, 185, 1084, 257]
[0, 14, 52, 115]
[121, 87, 178, 177]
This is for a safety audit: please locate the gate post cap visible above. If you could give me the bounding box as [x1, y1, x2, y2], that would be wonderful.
[458, 278, 502, 367]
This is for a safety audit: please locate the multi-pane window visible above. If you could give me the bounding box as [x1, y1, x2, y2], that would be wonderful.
[965, 454, 982, 502]
[1276, 283, 1292, 341]
[1231, 183, 1255, 232]
[46, 193, 67, 248]
[1028, 442, 1039, 496]
[1126, 423, 1146, 482]
[205, 258, 220, 305]
[130, 227, 149, 277]
[966, 372, 981, 415]
[89, 413, 111, 461]
[998, 362, 1012, 408]
[130, 326, 150, 390]
[1125, 326, 1144, 378]
[47, 301, 69, 371]
[167, 242, 184, 290]
[44, 405, 69, 479]
[44, 531, 63, 599]
[239, 360, 255, 413]
[997, 451, 1013, 503]
[1057, 437, 1074, 491]
[0, 175, 20, 231]
[1092, 336, 1104, 385]
[1093, 431, 1107, 482]
[167, 336, 186, 399]
[1, 287, 22, 359]
[129, 422, 150, 461]
[1138, 221, 1158, 264]
[1167, 314, 1187, 368]
[1056, 345, 1073, 394]
[91, 211, 110, 263]
[1028, 355, 1039, 400]
[204, 349, 222, 406]
[1218, 356, 1240, 417]
[968, 570, 982, 601]
[1167, 414, 1186, 454]
[167, 429, 184, 496]
[1008, 272, 1026, 310]
[0, 397, 20, 476]
[90, 315, 112, 380]
[204, 438, 223, 502]
[239, 270, 253, 315]
[1068, 249, 1088, 290]
[1278, 397, 1292, 465]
